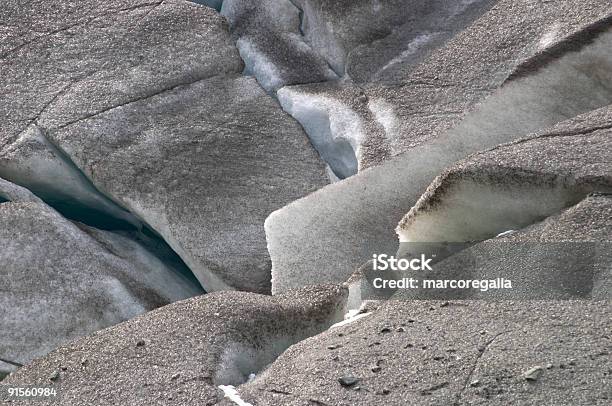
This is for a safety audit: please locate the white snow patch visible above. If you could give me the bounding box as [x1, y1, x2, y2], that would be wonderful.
[330, 310, 370, 329]
[378, 33, 438, 73]
[368, 98, 399, 141]
[277, 87, 362, 178]
[219, 385, 254, 406]
[539, 23, 561, 49]
[496, 230, 516, 238]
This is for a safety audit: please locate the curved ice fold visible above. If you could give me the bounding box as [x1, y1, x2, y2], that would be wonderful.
[277, 87, 361, 179]
[397, 106, 612, 244]
[222, 0, 337, 92]
[0, 179, 202, 375]
[5, 285, 348, 404]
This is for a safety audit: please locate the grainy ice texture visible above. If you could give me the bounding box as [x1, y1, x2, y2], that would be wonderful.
[397, 106, 612, 243]
[293, 0, 497, 82]
[0, 0, 242, 234]
[221, 0, 338, 92]
[267, 2, 612, 294]
[1, 0, 242, 147]
[0, 0, 328, 293]
[49, 75, 328, 293]
[394, 193, 612, 301]
[232, 301, 611, 406]
[4, 285, 348, 406]
[0, 178, 202, 376]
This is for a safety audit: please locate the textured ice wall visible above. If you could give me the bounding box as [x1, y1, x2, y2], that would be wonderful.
[267, 26, 612, 293]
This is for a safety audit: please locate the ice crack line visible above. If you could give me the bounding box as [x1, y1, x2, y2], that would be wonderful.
[454, 331, 507, 405]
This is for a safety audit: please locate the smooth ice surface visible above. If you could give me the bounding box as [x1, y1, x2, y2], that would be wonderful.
[278, 87, 360, 178]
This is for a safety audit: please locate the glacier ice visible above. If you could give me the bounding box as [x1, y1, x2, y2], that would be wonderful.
[0, 180, 202, 375]
[219, 385, 253, 406]
[397, 109, 612, 244]
[222, 0, 337, 92]
[277, 86, 362, 178]
[293, 0, 496, 81]
[4, 285, 348, 403]
[268, 23, 612, 293]
[46, 75, 328, 293]
[0, 125, 140, 229]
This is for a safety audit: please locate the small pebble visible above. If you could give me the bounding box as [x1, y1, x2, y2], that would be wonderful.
[338, 376, 360, 387]
[524, 366, 544, 381]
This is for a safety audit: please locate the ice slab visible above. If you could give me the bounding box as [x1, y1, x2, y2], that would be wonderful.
[0, 178, 202, 376]
[268, 15, 612, 293]
[5, 285, 347, 404]
[47, 75, 328, 293]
